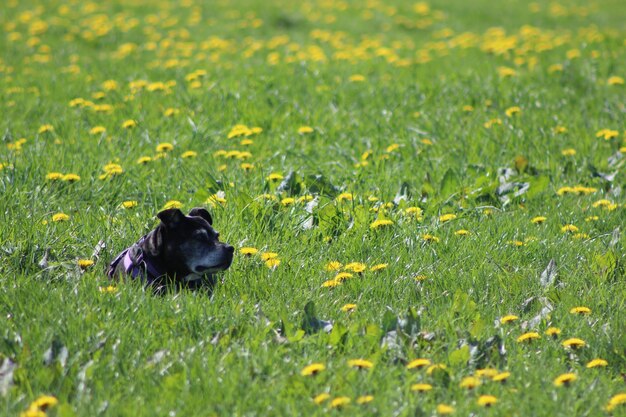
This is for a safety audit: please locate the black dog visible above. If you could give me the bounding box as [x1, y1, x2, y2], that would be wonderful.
[107, 207, 234, 292]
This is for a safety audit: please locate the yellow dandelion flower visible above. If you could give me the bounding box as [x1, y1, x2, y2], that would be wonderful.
[325, 261, 342, 271]
[405, 207, 423, 219]
[89, 126, 106, 135]
[531, 216, 546, 224]
[344, 262, 367, 273]
[298, 126, 314, 134]
[475, 368, 499, 378]
[500, 315, 519, 324]
[439, 213, 457, 222]
[98, 285, 117, 293]
[240, 247, 258, 256]
[455, 229, 470, 236]
[607, 76, 624, 86]
[137, 156, 152, 164]
[38, 124, 54, 134]
[407, 358, 431, 369]
[181, 151, 197, 159]
[477, 395, 498, 407]
[280, 197, 295, 206]
[497, 66, 517, 77]
[260, 252, 278, 261]
[460, 376, 481, 389]
[240, 139, 254, 146]
[562, 338, 586, 349]
[355, 395, 373, 404]
[30, 395, 58, 411]
[336, 192, 354, 202]
[301, 363, 325, 376]
[156, 142, 174, 152]
[122, 119, 136, 129]
[313, 393, 330, 405]
[586, 358, 608, 368]
[505, 106, 521, 117]
[330, 397, 350, 408]
[386, 143, 400, 153]
[561, 224, 579, 233]
[163, 108, 180, 117]
[554, 373, 577, 387]
[426, 364, 447, 375]
[492, 372, 511, 382]
[411, 383, 433, 392]
[423, 234, 439, 243]
[52, 213, 69, 222]
[61, 173, 80, 182]
[335, 272, 354, 282]
[595, 129, 619, 140]
[347, 359, 373, 370]
[77, 259, 94, 268]
[241, 163, 254, 171]
[120, 200, 137, 209]
[436, 404, 455, 415]
[297, 195, 314, 203]
[484, 118, 503, 129]
[321, 279, 341, 288]
[370, 219, 394, 229]
[370, 263, 388, 272]
[341, 303, 357, 312]
[606, 393, 626, 412]
[462, 105, 474, 112]
[548, 64, 563, 73]
[265, 258, 280, 269]
[546, 327, 561, 337]
[561, 148, 576, 156]
[570, 306, 591, 315]
[517, 332, 540, 343]
[349, 74, 366, 82]
[266, 173, 284, 181]
[586, 215, 598, 222]
[46, 172, 64, 180]
[162, 200, 183, 210]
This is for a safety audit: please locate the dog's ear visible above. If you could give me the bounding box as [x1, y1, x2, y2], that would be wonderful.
[157, 208, 185, 227]
[188, 207, 213, 225]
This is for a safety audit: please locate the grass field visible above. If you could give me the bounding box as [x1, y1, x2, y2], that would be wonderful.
[1, 0, 626, 415]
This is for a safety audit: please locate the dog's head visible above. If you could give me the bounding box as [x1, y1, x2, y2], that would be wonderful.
[150, 207, 234, 275]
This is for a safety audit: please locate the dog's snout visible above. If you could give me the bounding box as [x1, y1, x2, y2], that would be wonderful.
[225, 245, 234, 254]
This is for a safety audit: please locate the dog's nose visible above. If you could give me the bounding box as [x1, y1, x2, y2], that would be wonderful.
[225, 245, 234, 254]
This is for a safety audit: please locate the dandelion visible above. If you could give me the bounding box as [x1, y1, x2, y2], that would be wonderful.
[405, 207, 423, 219]
[606, 393, 626, 412]
[99, 163, 123, 179]
[265, 258, 280, 269]
[386, 143, 400, 153]
[476, 368, 499, 378]
[325, 261, 342, 271]
[347, 359, 373, 370]
[407, 358, 431, 369]
[38, 124, 54, 134]
[90, 126, 106, 135]
[298, 126, 314, 134]
[423, 234, 439, 243]
[585, 216, 599, 222]
[281, 197, 295, 206]
[505, 106, 521, 117]
[531, 216, 546, 224]
[462, 105, 474, 112]
[561, 148, 576, 156]
[460, 376, 481, 389]
[548, 64, 563, 73]
[439, 213, 456, 222]
[46, 172, 64, 180]
[99, 285, 117, 293]
[455, 229, 470, 236]
[569, 306, 591, 315]
[156, 142, 174, 152]
[137, 156, 152, 164]
[52, 213, 69, 222]
[546, 327, 561, 338]
[586, 358, 608, 368]
[61, 173, 80, 182]
[370, 263, 388, 272]
[260, 252, 278, 261]
[500, 315, 519, 324]
[517, 332, 540, 343]
[492, 372, 511, 383]
[553, 373, 577, 387]
[29, 395, 58, 411]
[561, 224, 578, 233]
[436, 404, 455, 415]
[163, 108, 180, 117]
[349, 74, 366, 82]
[313, 393, 330, 404]
[121, 201, 137, 209]
[181, 151, 197, 158]
[562, 338, 586, 349]
[77, 259, 94, 268]
[301, 363, 325, 376]
[122, 119, 136, 129]
[607, 76, 624, 86]
[240, 247, 258, 256]
[321, 279, 341, 288]
[330, 397, 350, 408]
[341, 303, 357, 312]
[344, 262, 366, 273]
[497, 66, 517, 77]
[266, 173, 284, 181]
[595, 129, 619, 140]
[426, 364, 447, 375]
[162, 200, 183, 210]
[477, 395, 498, 407]
[335, 272, 354, 281]
[370, 219, 393, 230]
[336, 192, 354, 202]
[241, 163, 254, 171]
[411, 383, 433, 392]
[356, 395, 374, 404]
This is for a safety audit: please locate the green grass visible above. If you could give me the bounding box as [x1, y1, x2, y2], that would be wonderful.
[1, 0, 625, 415]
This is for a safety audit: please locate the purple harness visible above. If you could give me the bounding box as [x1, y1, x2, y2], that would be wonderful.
[107, 236, 164, 282]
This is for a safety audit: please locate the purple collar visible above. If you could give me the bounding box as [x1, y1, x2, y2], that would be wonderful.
[107, 236, 164, 282]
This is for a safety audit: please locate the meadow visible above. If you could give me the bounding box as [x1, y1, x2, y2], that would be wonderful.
[1, 0, 625, 415]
